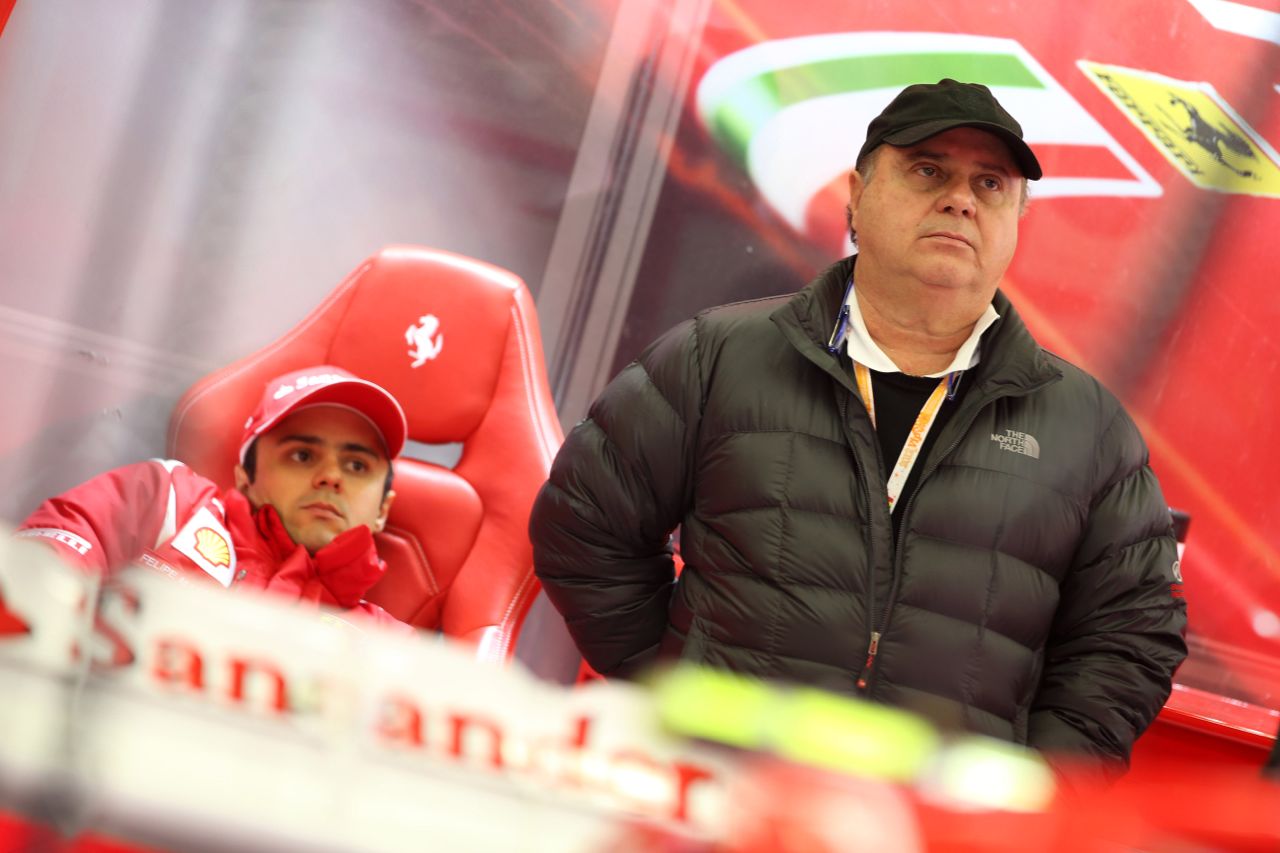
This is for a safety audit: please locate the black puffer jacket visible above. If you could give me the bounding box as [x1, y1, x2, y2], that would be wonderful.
[531, 257, 1187, 770]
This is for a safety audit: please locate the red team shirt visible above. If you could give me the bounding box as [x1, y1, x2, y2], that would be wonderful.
[18, 459, 406, 631]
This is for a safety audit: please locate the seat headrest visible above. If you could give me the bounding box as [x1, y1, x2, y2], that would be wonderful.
[169, 246, 534, 489]
[331, 246, 521, 444]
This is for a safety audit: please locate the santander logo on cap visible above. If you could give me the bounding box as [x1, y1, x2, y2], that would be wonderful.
[239, 365, 408, 463]
[272, 371, 349, 401]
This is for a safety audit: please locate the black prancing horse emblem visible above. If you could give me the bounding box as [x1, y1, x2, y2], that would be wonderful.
[1158, 93, 1258, 179]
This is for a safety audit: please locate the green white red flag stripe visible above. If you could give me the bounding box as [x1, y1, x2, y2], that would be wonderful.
[696, 32, 1160, 236]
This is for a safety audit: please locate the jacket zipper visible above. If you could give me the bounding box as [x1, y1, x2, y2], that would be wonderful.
[840, 389, 887, 697]
[856, 630, 880, 689]
[857, 409, 984, 696]
[839, 392, 876, 616]
[864, 376, 1058, 695]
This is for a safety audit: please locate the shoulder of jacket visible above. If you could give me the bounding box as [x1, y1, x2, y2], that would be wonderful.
[691, 293, 794, 343]
[1038, 351, 1124, 413]
[144, 457, 217, 488]
[687, 257, 850, 337]
[1036, 352, 1150, 481]
[142, 458, 226, 509]
[697, 292, 792, 322]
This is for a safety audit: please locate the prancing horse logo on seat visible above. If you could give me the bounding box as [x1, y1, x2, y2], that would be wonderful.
[405, 314, 444, 367]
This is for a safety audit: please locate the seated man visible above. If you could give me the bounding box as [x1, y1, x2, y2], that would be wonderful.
[17, 366, 408, 629]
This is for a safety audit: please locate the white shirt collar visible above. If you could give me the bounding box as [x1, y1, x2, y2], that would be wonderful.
[843, 288, 1000, 378]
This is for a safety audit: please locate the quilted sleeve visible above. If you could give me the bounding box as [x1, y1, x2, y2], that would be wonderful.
[1027, 406, 1188, 778]
[529, 318, 705, 676]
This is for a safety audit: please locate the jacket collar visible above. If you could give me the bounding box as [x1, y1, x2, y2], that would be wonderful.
[772, 255, 1061, 394]
[771, 257, 858, 392]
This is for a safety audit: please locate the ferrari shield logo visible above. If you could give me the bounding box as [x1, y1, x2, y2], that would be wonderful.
[1080, 62, 1280, 196]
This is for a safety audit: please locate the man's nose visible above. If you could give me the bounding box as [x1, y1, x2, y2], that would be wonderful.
[312, 459, 344, 491]
[938, 178, 976, 217]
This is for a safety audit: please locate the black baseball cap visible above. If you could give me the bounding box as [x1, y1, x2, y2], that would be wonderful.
[857, 79, 1042, 180]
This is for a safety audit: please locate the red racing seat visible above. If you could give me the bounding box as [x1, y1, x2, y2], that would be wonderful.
[167, 245, 564, 661]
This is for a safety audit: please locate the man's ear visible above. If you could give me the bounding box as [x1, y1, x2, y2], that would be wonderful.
[375, 490, 396, 533]
[233, 464, 251, 494]
[847, 169, 864, 226]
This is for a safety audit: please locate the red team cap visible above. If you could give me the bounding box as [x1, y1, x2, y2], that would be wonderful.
[239, 366, 408, 464]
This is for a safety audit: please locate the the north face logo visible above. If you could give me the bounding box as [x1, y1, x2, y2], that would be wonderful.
[991, 429, 1040, 459]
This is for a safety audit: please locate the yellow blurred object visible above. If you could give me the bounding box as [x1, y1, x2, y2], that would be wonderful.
[655, 666, 940, 782]
[655, 665, 778, 749]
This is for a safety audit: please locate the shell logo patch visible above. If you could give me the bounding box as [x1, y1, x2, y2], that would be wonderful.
[194, 527, 231, 568]
[171, 506, 236, 588]
[1080, 62, 1280, 196]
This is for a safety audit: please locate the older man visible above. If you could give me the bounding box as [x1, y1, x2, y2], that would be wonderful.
[19, 365, 408, 628]
[530, 79, 1187, 776]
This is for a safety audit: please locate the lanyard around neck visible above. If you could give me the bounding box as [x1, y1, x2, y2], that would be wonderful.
[829, 273, 964, 512]
[854, 362, 958, 513]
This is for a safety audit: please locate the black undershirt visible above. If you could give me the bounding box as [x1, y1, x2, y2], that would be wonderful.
[865, 368, 969, 542]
